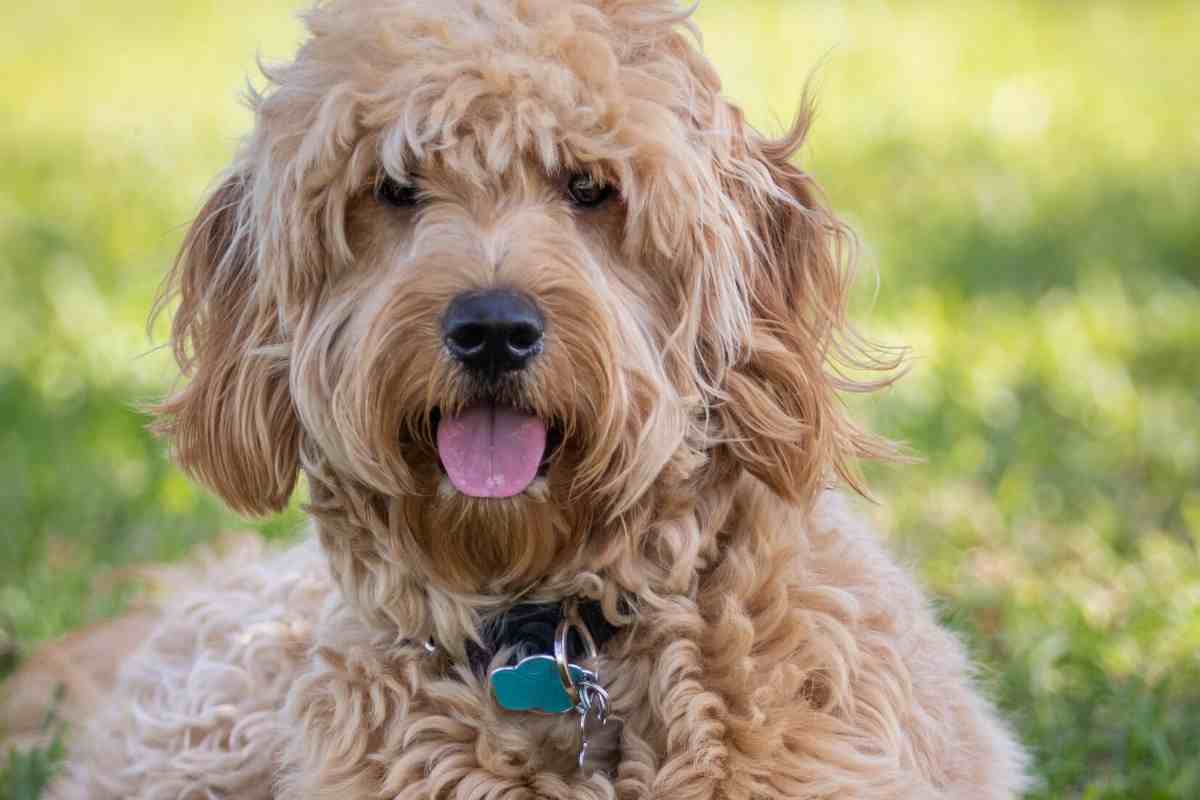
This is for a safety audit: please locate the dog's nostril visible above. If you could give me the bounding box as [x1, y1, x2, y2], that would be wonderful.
[507, 322, 542, 354]
[442, 290, 545, 376]
[448, 323, 488, 355]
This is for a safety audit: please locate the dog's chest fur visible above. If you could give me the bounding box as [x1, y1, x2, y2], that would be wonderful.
[54, 492, 1022, 799]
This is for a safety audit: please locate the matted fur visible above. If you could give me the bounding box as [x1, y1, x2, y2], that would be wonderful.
[43, 0, 1027, 797]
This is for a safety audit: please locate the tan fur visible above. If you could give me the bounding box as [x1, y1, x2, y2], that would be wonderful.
[41, 0, 1026, 796]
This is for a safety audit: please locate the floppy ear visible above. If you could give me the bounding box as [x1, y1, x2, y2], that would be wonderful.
[715, 110, 900, 504]
[151, 171, 301, 515]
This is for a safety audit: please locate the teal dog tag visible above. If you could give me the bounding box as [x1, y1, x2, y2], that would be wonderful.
[490, 655, 593, 714]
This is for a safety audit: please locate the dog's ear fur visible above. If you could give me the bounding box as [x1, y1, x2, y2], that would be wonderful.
[715, 107, 899, 504]
[151, 171, 301, 515]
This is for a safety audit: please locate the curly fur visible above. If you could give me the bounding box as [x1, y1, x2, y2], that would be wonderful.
[40, 0, 1027, 797]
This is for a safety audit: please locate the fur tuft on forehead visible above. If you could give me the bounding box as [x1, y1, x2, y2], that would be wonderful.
[287, 0, 708, 175]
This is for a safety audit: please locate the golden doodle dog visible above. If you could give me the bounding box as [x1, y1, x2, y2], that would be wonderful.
[43, 0, 1028, 796]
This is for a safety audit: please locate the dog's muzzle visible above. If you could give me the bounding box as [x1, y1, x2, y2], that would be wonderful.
[435, 290, 551, 499]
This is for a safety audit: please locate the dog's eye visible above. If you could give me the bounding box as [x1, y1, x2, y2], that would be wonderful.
[376, 176, 419, 208]
[566, 173, 612, 208]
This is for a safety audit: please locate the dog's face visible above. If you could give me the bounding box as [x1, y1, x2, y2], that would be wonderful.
[156, 0, 890, 595]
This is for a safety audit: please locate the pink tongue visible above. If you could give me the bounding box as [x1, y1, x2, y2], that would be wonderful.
[437, 404, 547, 498]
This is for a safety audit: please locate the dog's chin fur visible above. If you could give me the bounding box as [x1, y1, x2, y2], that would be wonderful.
[33, 0, 1028, 797]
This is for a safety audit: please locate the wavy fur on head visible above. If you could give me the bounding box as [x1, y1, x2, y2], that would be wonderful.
[43, 0, 1026, 797]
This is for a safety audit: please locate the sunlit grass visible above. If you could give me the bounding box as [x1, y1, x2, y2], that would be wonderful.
[2, 2, 1198, 797]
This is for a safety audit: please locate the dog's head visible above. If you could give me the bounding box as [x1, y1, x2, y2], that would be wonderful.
[154, 0, 895, 597]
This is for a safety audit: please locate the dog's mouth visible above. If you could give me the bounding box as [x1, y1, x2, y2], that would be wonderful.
[431, 404, 563, 498]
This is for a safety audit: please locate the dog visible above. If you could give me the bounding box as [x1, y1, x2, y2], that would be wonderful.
[37, 0, 1028, 796]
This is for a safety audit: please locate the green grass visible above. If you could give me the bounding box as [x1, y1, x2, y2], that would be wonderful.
[0, 691, 64, 800]
[2, 1, 1198, 797]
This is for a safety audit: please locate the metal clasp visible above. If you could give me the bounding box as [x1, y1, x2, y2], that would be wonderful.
[553, 598, 598, 707]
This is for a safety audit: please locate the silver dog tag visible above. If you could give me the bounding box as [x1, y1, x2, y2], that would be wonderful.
[578, 704, 624, 776]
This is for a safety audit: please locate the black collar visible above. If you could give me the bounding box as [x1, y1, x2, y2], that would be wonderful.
[466, 598, 621, 674]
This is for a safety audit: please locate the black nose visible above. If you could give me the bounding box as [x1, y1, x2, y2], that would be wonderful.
[442, 290, 545, 376]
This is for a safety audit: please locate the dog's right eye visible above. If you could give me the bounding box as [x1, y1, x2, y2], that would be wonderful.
[566, 173, 612, 208]
[376, 176, 419, 208]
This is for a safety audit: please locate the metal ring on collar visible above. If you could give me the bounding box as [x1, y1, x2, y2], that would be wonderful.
[554, 599, 598, 706]
[579, 682, 610, 718]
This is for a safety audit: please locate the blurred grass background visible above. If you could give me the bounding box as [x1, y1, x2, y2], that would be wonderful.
[1, 1, 1197, 797]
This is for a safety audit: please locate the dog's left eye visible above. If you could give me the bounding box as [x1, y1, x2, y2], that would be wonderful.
[376, 176, 419, 208]
[566, 173, 612, 208]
